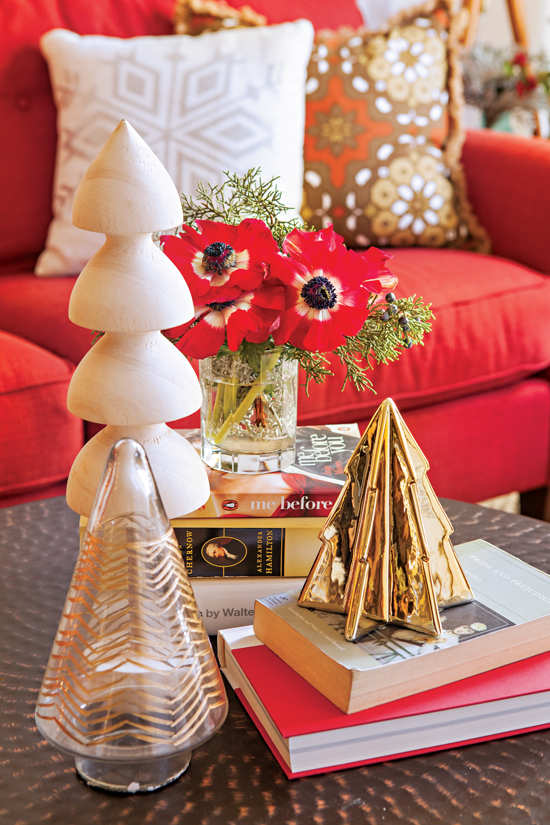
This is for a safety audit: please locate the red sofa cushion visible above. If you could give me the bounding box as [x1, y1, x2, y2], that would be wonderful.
[292, 247, 550, 426]
[462, 130, 550, 277]
[245, 0, 362, 32]
[0, 274, 90, 363]
[0, 331, 84, 498]
[382, 380, 550, 503]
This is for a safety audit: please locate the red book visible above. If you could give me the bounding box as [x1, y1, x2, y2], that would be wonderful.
[218, 626, 550, 779]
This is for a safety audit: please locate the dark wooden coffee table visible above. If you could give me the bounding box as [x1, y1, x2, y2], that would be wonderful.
[2, 496, 550, 825]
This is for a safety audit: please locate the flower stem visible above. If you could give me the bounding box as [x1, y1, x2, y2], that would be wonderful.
[213, 382, 225, 426]
[213, 348, 282, 446]
[223, 377, 235, 419]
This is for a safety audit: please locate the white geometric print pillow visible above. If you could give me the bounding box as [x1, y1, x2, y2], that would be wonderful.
[37, 21, 314, 276]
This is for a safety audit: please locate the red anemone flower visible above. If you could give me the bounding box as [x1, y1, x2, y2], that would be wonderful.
[270, 228, 398, 352]
[177, 279, 285, 359]
[282, 225, 344, 265]
[161, 219, 279, 303]
[358, 246, 398, 294]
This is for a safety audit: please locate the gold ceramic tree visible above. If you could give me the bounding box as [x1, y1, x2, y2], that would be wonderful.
[299, 398, 474, 640]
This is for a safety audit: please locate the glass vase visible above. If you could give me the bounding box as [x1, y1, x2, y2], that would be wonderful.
[35, 438, 228, 793]
[200, 347, 298, 474]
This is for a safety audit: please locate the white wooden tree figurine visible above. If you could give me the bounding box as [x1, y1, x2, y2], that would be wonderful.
[65, 120, 209, 519]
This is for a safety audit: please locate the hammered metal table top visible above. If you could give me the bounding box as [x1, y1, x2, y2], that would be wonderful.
[2, 496, 550, 825]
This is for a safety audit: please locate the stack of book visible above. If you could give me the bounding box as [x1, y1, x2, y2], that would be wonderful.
[219, 538, 550, 777]
[78, 424, 360, 633]
[172, 424, 361, 633]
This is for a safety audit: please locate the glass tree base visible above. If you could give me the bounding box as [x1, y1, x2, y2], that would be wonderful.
[202, 435, 296, 474]
[74, 752, 192, 793]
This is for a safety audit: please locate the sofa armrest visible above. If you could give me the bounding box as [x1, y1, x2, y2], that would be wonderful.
[461, 129, 550, 274]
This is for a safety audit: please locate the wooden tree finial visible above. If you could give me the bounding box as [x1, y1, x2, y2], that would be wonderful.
[72, 120, 183, 235]
[66, 120, 209, 519]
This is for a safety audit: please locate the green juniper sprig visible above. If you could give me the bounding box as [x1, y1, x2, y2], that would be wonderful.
[334, 293, 434, 393]
[180, 167, 307, 250]
[281, 346, 333, 394]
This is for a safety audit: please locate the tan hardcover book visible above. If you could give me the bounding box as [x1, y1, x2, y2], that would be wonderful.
[253, 540, 550, 714]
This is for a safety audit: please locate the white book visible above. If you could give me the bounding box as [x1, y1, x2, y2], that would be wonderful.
[191, 577, 305, 635]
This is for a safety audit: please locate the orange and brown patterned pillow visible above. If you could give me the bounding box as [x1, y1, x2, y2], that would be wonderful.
[301, 0, 490, 252]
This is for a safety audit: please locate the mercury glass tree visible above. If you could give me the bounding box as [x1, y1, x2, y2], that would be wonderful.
[36, 438, 227, 792]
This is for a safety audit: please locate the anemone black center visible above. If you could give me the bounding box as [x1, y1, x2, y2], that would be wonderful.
[206, 299, 235, 312]
[301, 275, 337, 310]
[202, 242, 237, 273]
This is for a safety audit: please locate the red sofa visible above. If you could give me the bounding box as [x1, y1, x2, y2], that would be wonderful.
[2, 0, 550, 511]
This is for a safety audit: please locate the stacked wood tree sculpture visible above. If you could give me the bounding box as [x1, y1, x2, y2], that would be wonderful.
[66, 120, 209, 519]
